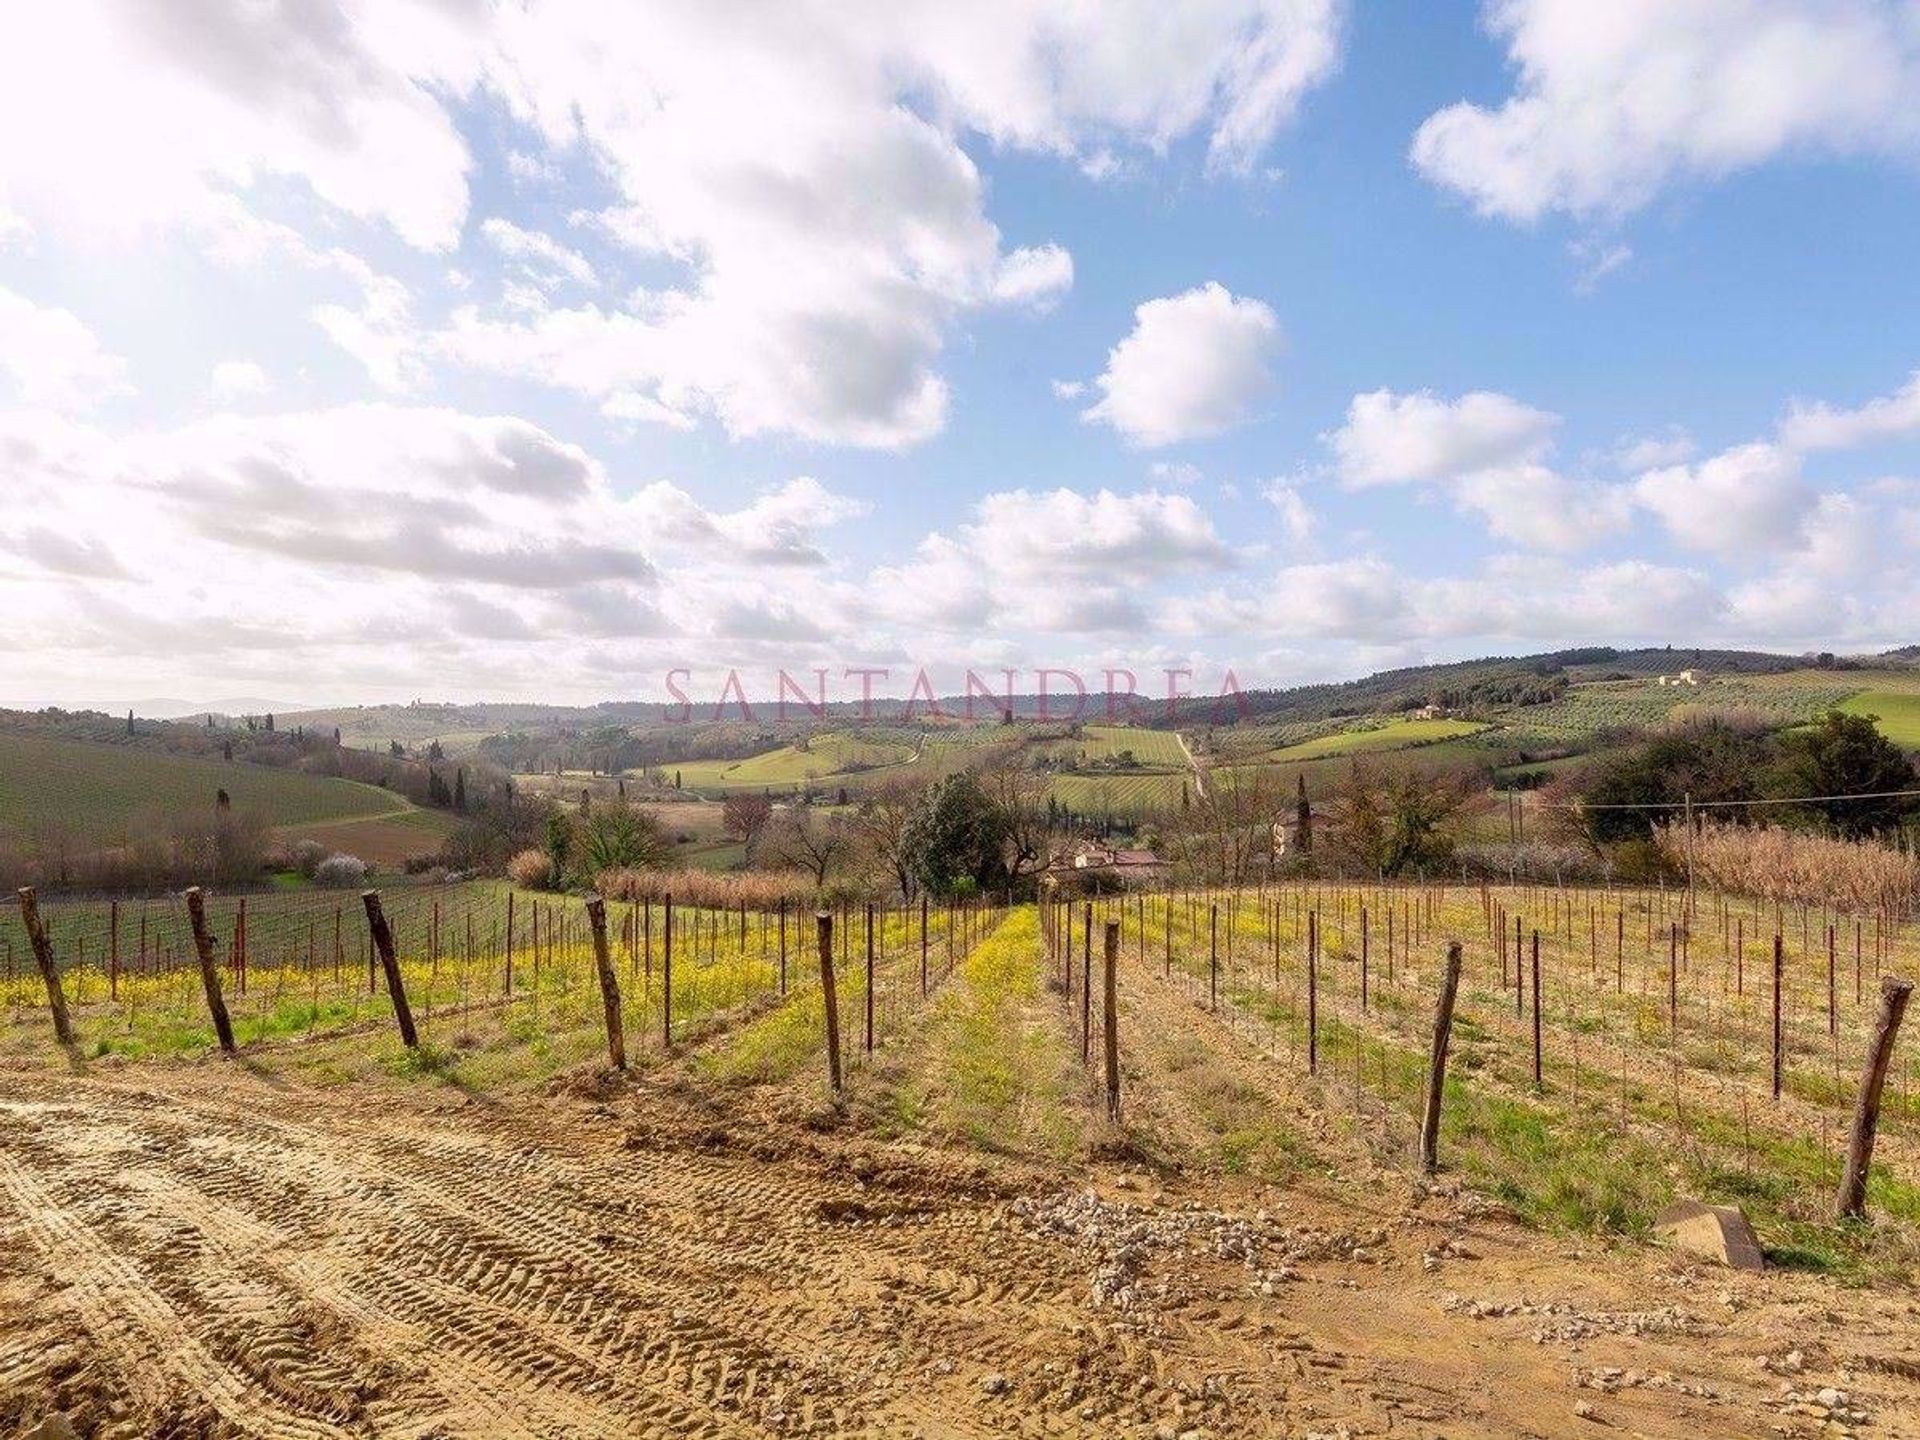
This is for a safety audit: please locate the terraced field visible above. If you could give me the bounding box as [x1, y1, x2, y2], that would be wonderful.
[1049, 769, 1187, 817]
[0, 734, 403, 841]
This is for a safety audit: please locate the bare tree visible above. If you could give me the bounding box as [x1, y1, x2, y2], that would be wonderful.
[851, 775, 930, 900]
[975, 742, 1053, 893]
[763, 806, 852, 887]
[1160, 766, 1285, 886]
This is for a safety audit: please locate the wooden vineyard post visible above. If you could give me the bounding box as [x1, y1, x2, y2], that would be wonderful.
[182, 887, 236, 1054]
[361, 890, 419, 1050]
[505, 890, 515, 995]
[1103, 919, 1121, 1123]
[109, 900, 119, 1002]
[920, 893, 929, 999]
[817, 912, 842, 1094]
[864, 902, 875, 1055]
[1836, 977, 1913, 1220]
[1419, 942, 1465, 1176]
[1360, 906, 1369, 1012]
[1081, 903, 1093, 1064]
[1530, 929, 1543, 1090]
[1208, 903, 1219, 1010]
[1772, 934, 1785, 1101]
[1828, 925, 1838, 1039]
[662, 893, 674, 1047]
[17, 887, 75, 1047]
[1307, 909, 1319, 1076]
[585, 896, 626, 1071]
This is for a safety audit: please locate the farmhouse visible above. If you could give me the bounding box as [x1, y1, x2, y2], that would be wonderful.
[1042, 840, 1168, 885]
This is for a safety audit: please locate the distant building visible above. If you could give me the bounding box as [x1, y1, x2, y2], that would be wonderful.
[1043, 841, 1167, 885]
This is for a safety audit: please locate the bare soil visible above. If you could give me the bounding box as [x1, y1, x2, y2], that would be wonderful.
[4, 1039, 1918, 1439]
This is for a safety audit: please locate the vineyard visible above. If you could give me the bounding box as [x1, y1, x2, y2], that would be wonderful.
[3, 872, 1919, 1435]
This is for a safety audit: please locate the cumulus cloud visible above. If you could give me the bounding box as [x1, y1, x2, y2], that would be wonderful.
[990, 244, 1075, 310]
[0, 0, 478, 249]
[208, 360, 270, 403]
[1632, 442, 1816, 554]
[1325, 387, 1626, 551]
[1331, 388, 1558, 485]
[1080, 283, 1281, 447]
[0, 287, 130, 411]
[1413, 0, 1920, 222]
[1779, 370, 1920, 451]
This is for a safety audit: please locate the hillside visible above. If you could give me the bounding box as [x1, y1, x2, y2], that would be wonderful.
[0, 733, 400, 842]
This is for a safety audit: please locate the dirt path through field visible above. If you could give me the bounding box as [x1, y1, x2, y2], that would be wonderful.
[3, 1047, 1917, 1437]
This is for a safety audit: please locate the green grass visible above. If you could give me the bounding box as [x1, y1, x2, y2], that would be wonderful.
[1257, 717, 1490, 763]
[0, 733, 404, 841]
[1050, 770, 1187, 817]
[1839, 689, 1920, 747]
[674, 732, 919, 793]
[1071, 725, 1188, 767]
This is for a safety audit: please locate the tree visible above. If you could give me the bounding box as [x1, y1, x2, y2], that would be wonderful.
[1767, 710, 1917, 839]
[975, 745, 1051, 894]
[1564, 715, 1772, 846]
[577, 800, 668, 877]
[722, 792, 775, 846]
[1323, 762, 1477, 877]
[1294, 773, 1313, 856]
[763, 806, 851, 886]
[851, 776, 929, 900]
[903, 773, 1007, 895]
[453, 767, 467, 813]
[264, 713, 274, 732]
[126, 708, 134, 736]
[1162, 767, 1283, 885]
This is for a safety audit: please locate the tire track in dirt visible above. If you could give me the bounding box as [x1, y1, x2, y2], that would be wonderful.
[0, 1063, 1129, 1438]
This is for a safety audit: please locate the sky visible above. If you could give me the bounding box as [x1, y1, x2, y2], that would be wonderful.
[3, 0, 1920, 711]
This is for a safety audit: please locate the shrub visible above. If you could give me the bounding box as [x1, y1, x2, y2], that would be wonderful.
[287, 838, 329, 878]
[507, 847, 554, 890]
[596, 866, 818, 909]
[312, 853, 369, 888]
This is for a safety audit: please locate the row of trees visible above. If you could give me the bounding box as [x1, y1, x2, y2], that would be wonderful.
[1551, 710, 1917, 848]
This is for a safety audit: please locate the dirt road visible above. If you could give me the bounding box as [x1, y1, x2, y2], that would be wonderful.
[3, 1053, 1917, 1437]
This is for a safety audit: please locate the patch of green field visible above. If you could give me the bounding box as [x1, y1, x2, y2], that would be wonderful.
[674, 732, 918, 793]
[1050, 771, 1187, 817]
[0, 733, 403, 842]
[1839, 689, 1920, 746]
[1258, 716, 1489, 763]
[1072, 725, 1188, 767]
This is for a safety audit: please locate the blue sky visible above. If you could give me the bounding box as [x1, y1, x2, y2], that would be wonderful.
[2, 1, 1919, 708]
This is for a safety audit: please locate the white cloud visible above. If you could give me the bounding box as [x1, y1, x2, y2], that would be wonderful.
[1779, 370, 1920, 451]
[1413, 0, 1920, 222]
[1081, 283, 1281, 447]
[1261, 481, 1317, 544]
[632, 476, 868, 566]
[1613, 427, 1696, 471]
[208, 360, 270, 403]
[1325, 386, 1626, 551]
[479, 217, 595, 289]
[1051, 379, 1087, 400]
[1632, 441, 1816, 554]
[0, 286, 130, 410]
[0, 0, 479, 249]
[1152, 460, 1203, 487]
[971, 487, 1233, 577]
[1330, 388, 1558, 486]
[990, 244, 1074, 310]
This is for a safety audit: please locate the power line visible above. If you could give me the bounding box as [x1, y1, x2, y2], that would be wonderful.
[1539, 787, 1920, 812]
